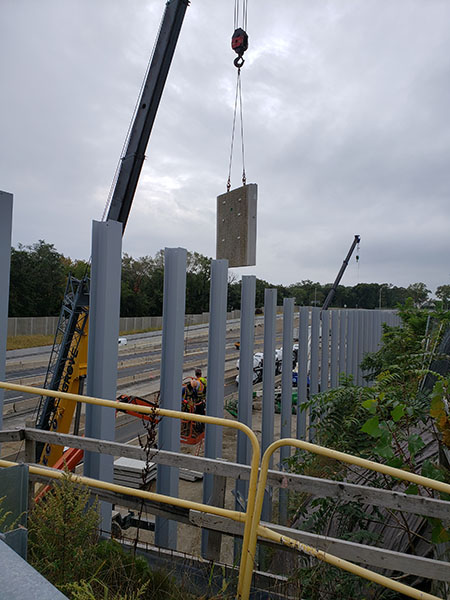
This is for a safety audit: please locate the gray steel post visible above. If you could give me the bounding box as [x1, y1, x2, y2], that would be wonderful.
[261, 288, 277, 523]
[309, 307, 320, 441]
[0, 192, 13, 439]
[376, 310, 382, 350]
[356, 310, 364, 385]
[338, 310, 347, 378]
[279, 298, 294, 525]
[84, 220, 122, 534]
[236, 276, 256, 507]
[362, 311, 370, 386]
[234, 276, 255, 562]
[352, 310, 359, 382]
[347, 310, 355, 380]
[297, 307, 309, 440]
[320, 310, 330, 393]
[155, 247, 187, 550]
[201, 259, 228, 559]
[330, 310, 339, 388]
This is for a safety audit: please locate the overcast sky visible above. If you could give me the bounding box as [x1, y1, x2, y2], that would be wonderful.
[1, 1, 450, 294]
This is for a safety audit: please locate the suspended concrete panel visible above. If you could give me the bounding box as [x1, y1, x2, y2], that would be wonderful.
[216, 183, 257, 267]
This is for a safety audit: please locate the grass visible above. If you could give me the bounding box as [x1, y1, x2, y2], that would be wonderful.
[7, 334, 54, 350]
[6, 328, 163, 351]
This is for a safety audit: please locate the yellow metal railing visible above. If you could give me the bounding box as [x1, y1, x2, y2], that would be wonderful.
[0, 381, 260, 597]
[241, 437, 450, 600]
[1, 382, 449, 600]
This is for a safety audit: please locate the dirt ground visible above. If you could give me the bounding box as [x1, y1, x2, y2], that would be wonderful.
[118, 398, 288, 565]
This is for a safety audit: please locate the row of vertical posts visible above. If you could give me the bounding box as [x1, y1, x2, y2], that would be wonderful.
[0, 195, 401, 558]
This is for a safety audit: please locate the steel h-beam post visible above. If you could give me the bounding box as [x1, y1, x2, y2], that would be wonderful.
[201, 259, 228, 559]
[309, 307, 320, 441]
[84, 220, 122, 534]
[155, 248, 187, 550]
[330, 310, 339, 388]
[297, 306, 309, 440]
[261, 288, 277, 522]
[320, 309, 330, 393]
[235, 276, 256, 508]
[279, 297, 294, 525]
[0, 192, 13, 440]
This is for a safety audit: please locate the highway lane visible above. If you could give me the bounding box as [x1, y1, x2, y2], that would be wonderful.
[2, 317, 284, 433]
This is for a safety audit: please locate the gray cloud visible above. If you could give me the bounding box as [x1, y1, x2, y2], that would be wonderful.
[1, 0, 449, 295]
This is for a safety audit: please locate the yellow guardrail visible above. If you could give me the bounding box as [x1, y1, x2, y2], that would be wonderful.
[1, 382, 449, 600]
[241, 437, 450, 600]
[0, 381, 259, 598]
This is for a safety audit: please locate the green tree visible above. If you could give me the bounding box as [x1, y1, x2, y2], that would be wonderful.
[9, 240, 66, 316]
[406, 282, 431, 307]
[436, 284, 450, 309]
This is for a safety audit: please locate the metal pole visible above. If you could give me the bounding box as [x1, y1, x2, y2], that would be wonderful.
[201, 259, 228, 559]
[0, 192, 13, 442]
[297, 307, 309, 440]
[279, 297, 294, 525]
[347, 310, 355, 380]
[261, 288, 277, 523]
[320, 310, 330, 393]
[309, 307, 320, 441]
[84, 220, 122, 534]
[155, 247, 187, 549]
[236, 276, 256, 499]
[338, 310, 347, 378]
[234, 275, 255, 561]
[330, 310, 339, 388]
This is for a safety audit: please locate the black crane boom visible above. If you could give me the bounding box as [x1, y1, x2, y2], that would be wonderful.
[107, 0, 189, 230]
[322, 235, 360, 311]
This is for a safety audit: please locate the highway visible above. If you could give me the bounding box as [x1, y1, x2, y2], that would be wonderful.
[2, 318, 281, 437]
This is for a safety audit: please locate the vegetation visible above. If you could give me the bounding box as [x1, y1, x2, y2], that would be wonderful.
[8, 239, 445, 318]
[27, 471, 219, 600]
[286, 303, 450, 599]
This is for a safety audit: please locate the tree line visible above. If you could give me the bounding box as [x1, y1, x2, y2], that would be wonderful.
[8, 240, 450, 318]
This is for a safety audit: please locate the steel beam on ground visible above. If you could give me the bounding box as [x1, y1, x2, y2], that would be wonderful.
[84, 220, 122, 534]
[279, 297, 294, 525]
[297, 307, 309, 440]
[155, 247, 187, 550]
[0, 192, 13, 440]
[261, 288, 277, 523]
[202, 259, 228, 559]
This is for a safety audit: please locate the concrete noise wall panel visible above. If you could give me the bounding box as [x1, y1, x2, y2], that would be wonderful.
[216, 183, 257, 267]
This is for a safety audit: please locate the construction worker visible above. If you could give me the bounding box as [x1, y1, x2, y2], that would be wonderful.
[194, 368, 207, 389]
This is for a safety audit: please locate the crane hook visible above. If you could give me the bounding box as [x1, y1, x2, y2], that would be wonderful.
[232, 27, 248, 68]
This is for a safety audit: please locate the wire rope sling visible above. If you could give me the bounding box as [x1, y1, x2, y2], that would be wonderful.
[216, 0, 257, 268]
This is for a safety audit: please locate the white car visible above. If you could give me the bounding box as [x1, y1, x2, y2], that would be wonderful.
[118, 337, 128, 346]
